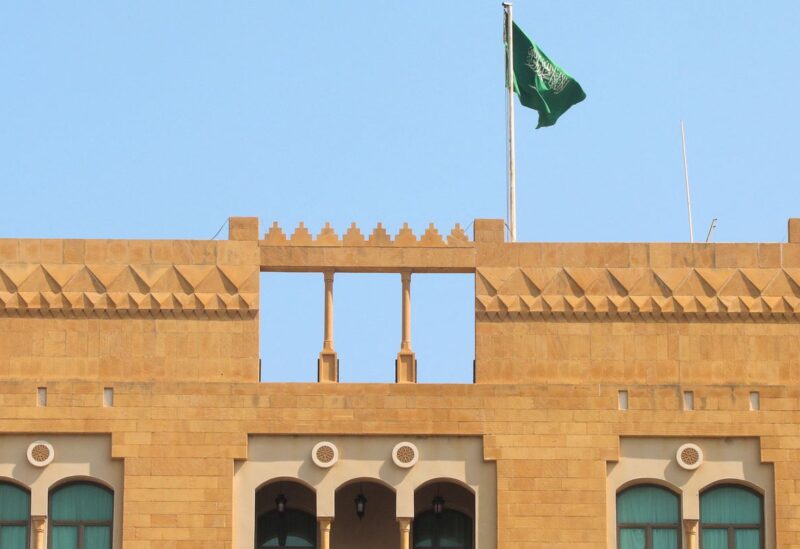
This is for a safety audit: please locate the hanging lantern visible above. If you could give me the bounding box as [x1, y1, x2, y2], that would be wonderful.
[354, 493, 367, 519]
[275, 493, 287, 515]
[432, 495, 445, 517]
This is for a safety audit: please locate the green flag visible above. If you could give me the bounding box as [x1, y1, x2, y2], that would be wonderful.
[509, 22, 586, 128]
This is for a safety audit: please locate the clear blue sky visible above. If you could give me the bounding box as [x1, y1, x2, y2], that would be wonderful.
[2, 2, 798, 382]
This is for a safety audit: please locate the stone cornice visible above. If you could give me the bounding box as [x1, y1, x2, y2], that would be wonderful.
[477, 266, 800, 319]
[0, 263, 258, 318]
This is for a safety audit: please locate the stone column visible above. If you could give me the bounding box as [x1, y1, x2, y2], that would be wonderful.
[318, 517, 333, 549]
[398, 517, 412, 549]
[396, 271, 416, 383]
[683, 519, 699, 549]
[31, 516, 46, 549]
[318, 271, 338, 382]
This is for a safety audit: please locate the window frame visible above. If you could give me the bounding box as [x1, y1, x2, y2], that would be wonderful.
[0, 480, 31, 549]
[255, 508, 317, 549]
[47, 480, 114, 549]
[616, 484, 682, 549]
[699, 484, 765, 549]
[412, 508, 474, 549]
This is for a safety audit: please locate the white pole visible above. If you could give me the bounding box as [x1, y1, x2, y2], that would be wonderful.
[680, 120, 694, 243]
[503, 2, 517, 242]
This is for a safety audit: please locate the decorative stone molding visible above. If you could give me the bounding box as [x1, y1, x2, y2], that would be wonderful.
[0, 264, 258, 318]
[676, 443, 704, 470]
[26, 440, 55, 467]
[477, 266, 800, 319]
[312, 441, 339, 468]
[391, 442, 419, 469]
[262, 222, 472, 247]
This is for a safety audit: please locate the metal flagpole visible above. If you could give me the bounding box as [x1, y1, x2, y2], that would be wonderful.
[680, 120, 695, 243]
[503, 2, 517, 242]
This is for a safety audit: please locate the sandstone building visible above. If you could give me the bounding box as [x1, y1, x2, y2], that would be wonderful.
[1, 217, 800, 549]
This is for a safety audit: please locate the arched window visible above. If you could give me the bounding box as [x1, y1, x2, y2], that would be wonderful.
[617, 484, 681, 549]
[256, 509, 316, 548]
[413, 509, 473, 549]
[700, 484, 763, 549]
[49, 481, 113, 549]
[0, 481, 30, 549]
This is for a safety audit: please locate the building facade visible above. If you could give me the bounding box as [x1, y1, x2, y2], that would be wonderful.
[1, 217, 800, 549]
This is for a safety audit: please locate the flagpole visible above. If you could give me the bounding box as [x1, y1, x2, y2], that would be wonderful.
[680, 120, 695, 243]
[503, 2, 517, 242]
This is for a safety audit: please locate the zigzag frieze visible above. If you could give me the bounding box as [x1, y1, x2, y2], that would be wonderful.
[262, 221, 472, 247]
[476, 267, 800, 319]
[0, 263, 259, 318]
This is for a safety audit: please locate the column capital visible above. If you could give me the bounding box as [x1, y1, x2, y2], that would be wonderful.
[324, 270, 335, 282]
[31, 515, 47, 533]
[397, 517, 412, 531]
[318, 516, 333, 530]
[683, 518, 698, 533]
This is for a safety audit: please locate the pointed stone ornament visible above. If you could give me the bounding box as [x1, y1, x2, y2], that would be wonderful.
[394, 223, 417, 246]
[290, 222, 313, 244]
[498, 269, 540, 296]
[343, 223, 366, 245]
[316, 222, 340, 245]
[196, 267, 237, 294]
[41, 264, 84, 289]
[674, 269, 720, 297]
[543, 269, 585, 297]
[368, 223, 392, 245]
[62, 266, 106, 293]
[763, 270, 800, 297]
[0, 268, 17, 292]
[264, 222, 288, 244]
[420, 223, 445, 246]
[447, 223, 469, 245]
[476, 268, 514, 296]
[627, 269, 674, 298]
[718, 270, 761, 298]
[584, 269, 629, 297]
[151, 267, 194, 294]
[18, 265, 62, 293]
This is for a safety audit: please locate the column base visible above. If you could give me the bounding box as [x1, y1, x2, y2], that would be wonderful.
[318, 351, 338, 383]
[396, 351, 416, 383]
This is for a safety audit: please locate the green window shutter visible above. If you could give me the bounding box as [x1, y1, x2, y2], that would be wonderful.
[700, 486, 761, 524]
[0, 525, 28, 549]
[0, 482, 30, 549]
[617, 485, 680, 524]
[619, 528, 646, 549]
[0, 482, 29, 522]
[734, 529, 760, 548]
[51, 525, 79, 549]
[51, 483, 113, 522]
[84, 526, 112, 549]
[652, 527, 679, 549]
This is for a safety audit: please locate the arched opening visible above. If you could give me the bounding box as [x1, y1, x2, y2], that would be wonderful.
[413, 480, 475, 549]
[700, 483, 764, 549]
[616, 484, 681, 549]
[0, 480, 30, 549]
[255, 480, 317, 548]
[332, 480, 397, 549]
[49, 480, 113, 549]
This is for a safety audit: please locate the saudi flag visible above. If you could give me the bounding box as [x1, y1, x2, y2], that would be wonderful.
[509, 22, 586, 128]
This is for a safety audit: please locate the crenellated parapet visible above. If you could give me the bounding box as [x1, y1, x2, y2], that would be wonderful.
[262, 222, 471, 247]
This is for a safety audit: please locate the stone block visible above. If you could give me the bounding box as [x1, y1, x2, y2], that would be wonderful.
[228, 217, 259, 241]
